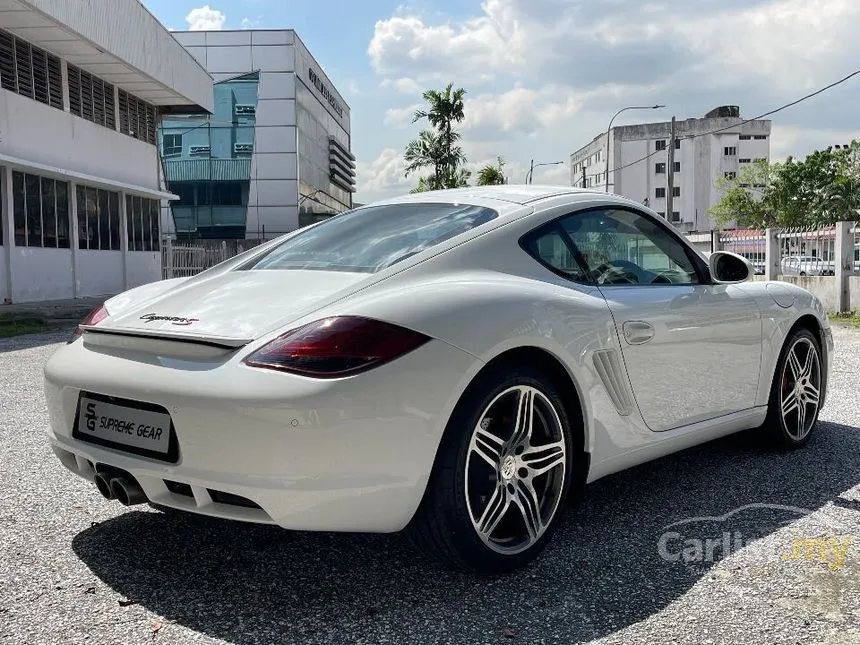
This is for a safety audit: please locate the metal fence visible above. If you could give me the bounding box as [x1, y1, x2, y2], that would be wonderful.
[710, 226, 860, 277]
[776, 227, 837, 276]
[717, 229, 766, 275]
[161, 238, 264, 279]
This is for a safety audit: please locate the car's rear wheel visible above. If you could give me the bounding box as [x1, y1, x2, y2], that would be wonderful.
[764, 328, 823, 448]
[408, 365, 576, 574]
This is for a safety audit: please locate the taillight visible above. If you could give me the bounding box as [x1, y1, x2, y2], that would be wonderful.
[70, 304, 108, 343]
[242, 316, 431, 378]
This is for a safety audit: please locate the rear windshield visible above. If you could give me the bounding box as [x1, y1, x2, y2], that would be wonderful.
[243, 202, 498, 273]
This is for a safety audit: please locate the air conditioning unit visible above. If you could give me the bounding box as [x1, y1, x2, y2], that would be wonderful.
[189, 145, 211, 157]
[234, 143, 253, 154]
[235, 104, 256, 116]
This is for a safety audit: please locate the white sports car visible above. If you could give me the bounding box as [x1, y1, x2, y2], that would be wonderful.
[44, 185, 832, 574]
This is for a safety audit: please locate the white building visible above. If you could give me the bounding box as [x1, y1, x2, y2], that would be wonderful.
[0, 0, 212, 304]
[569, 106, 771, 232]
[165, 29, 355, 240]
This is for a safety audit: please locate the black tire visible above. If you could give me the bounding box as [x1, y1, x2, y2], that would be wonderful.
[407, 364, 579, 575]
[762, 327, 824, 449]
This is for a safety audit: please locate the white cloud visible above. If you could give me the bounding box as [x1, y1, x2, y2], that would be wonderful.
[383, 104, 421, 128]
[380, 77, 423, 95]
[356, 0, 860, 205]
[356, 148, 412, 200]
[240, 16, 263, 30]
[186, 5, 226, 31]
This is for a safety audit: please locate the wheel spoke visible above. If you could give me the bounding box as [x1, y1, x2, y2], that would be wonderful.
[521, 440, 566, 478]
[477, 482, 510, 537]
[781, 391, 799, 418]
[787, 348, 803, 381]
[510, 387, 535, 447]
[796, 397, 807, 437]
[803, 381, 820, 406]
[800, 344, 815, 379]
[471, 426, 505, 469]
[513, 479, 543, 542]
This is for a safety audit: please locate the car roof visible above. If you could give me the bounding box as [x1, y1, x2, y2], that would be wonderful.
[366, 184, 610, 207]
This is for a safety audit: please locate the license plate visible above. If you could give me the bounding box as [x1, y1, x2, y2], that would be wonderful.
[74, 393, 175, 460]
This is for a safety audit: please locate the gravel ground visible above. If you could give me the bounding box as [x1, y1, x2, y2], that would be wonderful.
[1, 325, 859, 645]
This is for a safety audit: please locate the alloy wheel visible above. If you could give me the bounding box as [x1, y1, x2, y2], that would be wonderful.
[780, 336, 822, 441]
[465, 385, 567, 555]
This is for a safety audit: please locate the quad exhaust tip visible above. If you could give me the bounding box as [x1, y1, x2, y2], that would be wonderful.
[93, 471, 147, 506]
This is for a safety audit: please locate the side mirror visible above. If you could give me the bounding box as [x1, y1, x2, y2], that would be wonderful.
[709, 251, 752, 283]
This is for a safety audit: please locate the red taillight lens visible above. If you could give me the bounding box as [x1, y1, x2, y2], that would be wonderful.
[242, 316, 431, 378]
[70, 304, 108, 342]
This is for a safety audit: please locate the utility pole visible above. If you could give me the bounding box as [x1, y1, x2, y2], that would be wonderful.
[581, 166, 586, 188]
[666, 116, 676, 222]
[527, 159, 534, 184]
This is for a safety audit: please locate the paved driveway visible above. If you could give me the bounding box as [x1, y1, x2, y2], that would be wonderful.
[1, 326, 859, 644]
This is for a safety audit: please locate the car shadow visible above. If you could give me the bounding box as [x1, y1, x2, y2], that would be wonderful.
[71, 421, 860, 644]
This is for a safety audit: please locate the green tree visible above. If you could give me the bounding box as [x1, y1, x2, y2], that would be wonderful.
[709, 141, 860, 228]
[477, 156, 507, 185]
[405, 83, 469, 191]
[710, 160, 775, 228]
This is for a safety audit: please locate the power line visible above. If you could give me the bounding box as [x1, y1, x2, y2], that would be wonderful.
[591, 68, 860, 181]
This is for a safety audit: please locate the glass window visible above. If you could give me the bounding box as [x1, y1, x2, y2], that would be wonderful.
[41, 177, 56, 247]
[245, 203, 498, 274]
[25, 174, 41, 247]
[0, 29, 62, 110]
[13, 172, 25, 246]
[559, 209, 700, 286]
[10, 172, 70, 248]
[523, 226, 589, 283]
[56, 181, 69, 249]
[163, 134, 182, 156]
[76, 185, 121, 250]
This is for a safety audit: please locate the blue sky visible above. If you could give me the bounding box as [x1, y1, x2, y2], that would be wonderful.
[141, 0, 860, 204]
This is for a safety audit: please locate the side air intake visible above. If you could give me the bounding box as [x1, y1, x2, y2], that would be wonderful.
[592, 349, 635, 416]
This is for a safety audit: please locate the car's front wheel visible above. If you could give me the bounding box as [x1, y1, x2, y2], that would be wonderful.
[408, 365, 576, 574]
[764, 327, 824, 448]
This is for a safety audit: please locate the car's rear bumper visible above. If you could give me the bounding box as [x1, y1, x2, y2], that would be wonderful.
[43, 336, 479, 532]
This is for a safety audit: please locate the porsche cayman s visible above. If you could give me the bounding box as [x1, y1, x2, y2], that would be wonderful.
[44, 185, 832, 574]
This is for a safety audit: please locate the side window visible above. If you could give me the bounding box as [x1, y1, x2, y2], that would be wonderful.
[559, 209, 700, 285]
[523, 225, 590, 283]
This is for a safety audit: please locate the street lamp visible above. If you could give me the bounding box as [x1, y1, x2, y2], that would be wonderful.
[604, 104, 665, 192]
[526, 159, 564, 184]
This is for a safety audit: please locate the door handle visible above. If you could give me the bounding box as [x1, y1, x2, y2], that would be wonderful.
[622, 320, 655, 345]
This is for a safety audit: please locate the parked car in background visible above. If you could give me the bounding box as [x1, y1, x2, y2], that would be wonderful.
[780, 255, 835, 276]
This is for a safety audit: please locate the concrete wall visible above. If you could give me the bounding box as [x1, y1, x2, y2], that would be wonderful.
[0, 91, 160, 191]
[21, 0, 213, 112]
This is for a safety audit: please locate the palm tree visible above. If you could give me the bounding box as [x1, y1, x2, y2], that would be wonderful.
[404, 130, 444, 190]
[477, 157, 507, 186]
[409, 83, 468, 189]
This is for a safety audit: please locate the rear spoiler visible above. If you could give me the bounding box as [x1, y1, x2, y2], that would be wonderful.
[80, 325, 252, 349]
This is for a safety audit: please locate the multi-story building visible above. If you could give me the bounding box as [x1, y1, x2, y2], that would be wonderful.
[164, 29, 356, 240]
[0, 0, 212, 304]
[569, 106, 771, 232]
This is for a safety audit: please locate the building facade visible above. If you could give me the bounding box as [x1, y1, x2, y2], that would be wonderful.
[165, 29, 356, 240]
[569, 106, 771, 232]
[0, 0, 212, 304]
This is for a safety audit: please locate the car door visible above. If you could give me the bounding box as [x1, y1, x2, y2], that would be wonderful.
[559, 207, 762, 432]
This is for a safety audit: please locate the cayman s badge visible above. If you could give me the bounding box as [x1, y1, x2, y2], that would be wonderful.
[140, 313, 200, 326]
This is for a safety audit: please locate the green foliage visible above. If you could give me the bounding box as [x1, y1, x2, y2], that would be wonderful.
[710, 140, 860, 228]
[404, 83, 470, 191]
[477, 157, 507, 186]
